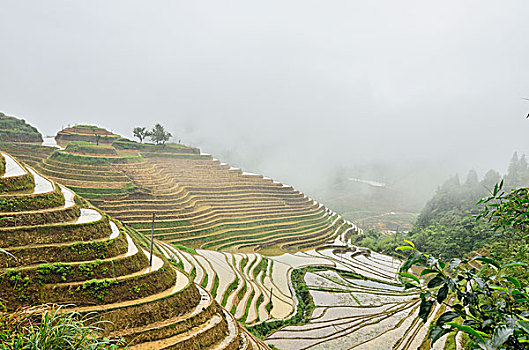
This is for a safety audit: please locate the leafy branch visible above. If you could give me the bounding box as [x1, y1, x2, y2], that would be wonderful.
[397, 241, 529, 349]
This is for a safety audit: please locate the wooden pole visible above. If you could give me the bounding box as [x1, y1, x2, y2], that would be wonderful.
[150, 212, 155, 267]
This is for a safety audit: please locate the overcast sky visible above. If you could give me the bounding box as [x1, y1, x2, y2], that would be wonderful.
[1, 1, 528, 192]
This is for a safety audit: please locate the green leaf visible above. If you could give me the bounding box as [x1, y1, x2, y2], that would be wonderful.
[473, 256, 501, 269]
[449, 258, 461, 271]
[428, 275, 445, 288]
[403, 240, 415, 248]
[501, 262, 528, 269]
[397, 272, 420, 284]
[420, 268, 438, 277]
[446, 323, 487, 344]
[395, 246, 414, 252]
[490, 285, 509, 293]
[519, 320, 529, 334]
[436, 311, 460, 326]
[419, 300, 434, 322]
[505, 276, 521, 289]
[472, 277, 486, 291]
[492, 325, 514, 348]
[430, 326, 451, 344]
[437, 284, 449, 304]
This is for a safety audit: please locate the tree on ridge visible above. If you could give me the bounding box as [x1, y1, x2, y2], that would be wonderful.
[149, 124, 172, 145]
[133, 127, 150, 143]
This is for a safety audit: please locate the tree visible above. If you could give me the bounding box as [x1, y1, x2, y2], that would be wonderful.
[505, 152, 529, 189]
[133, 127, 149, 143]
[482, 170, 501, 190]
[149, 124, 172, 145]
[465, 169, 479, 187]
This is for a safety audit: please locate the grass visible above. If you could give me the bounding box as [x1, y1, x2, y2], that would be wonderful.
[221, 278, 239, 307]
[171, 244, 197, 255]
[211, 274, 219, 299]
[71, 125, 107, 130]
[252, 257, 268, 279]
[239, 289, 255, 323]
[70, 141, 114, 148]
[200, 273, 208, 289]
[0, 304, 124, 349]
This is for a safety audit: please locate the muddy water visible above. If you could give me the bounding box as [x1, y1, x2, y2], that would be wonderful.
[75, 208, 102, 224]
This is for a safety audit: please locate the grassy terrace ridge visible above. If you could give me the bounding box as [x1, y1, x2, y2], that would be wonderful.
[112, 137, 200, 154]
[0, 112, 43, 143]
[51, 150, 143, 165]
[0, 151, 248, 349]
[65, 141, 118, 156]
[141, 209, 329, 236]
[0, 155, 35, 193]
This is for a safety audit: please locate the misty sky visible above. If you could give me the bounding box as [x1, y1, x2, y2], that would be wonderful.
[1, 1, 528, 193]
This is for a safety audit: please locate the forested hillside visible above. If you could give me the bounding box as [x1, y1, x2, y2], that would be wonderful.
[356, 152, 529, 260]
[408, 152, 529, 258]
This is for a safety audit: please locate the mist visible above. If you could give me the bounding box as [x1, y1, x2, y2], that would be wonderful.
[1, 0, 528, 203]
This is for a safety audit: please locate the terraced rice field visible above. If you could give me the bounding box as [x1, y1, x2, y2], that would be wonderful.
[154, 228, 448, 349]
[262, 237, 448, 349]
[0, 150, 266, 349]
[4, 129, 362, 254]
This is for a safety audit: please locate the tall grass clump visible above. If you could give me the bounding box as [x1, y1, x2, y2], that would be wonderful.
[0, 304, 124, 349]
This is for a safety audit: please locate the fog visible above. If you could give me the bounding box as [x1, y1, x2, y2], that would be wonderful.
[1, 1, 528, 203]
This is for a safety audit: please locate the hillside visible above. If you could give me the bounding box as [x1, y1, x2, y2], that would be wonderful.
[0, 112, 43, 143]
[3, 127, 360, 256]
[0, 118, 453, 349]
[0, 150, 264, 348]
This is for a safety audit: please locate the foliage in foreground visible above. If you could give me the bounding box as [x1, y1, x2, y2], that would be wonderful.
[0, 304, 123, 349]
[398, 182, 529, 349]
[398, 242, 529, 349]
